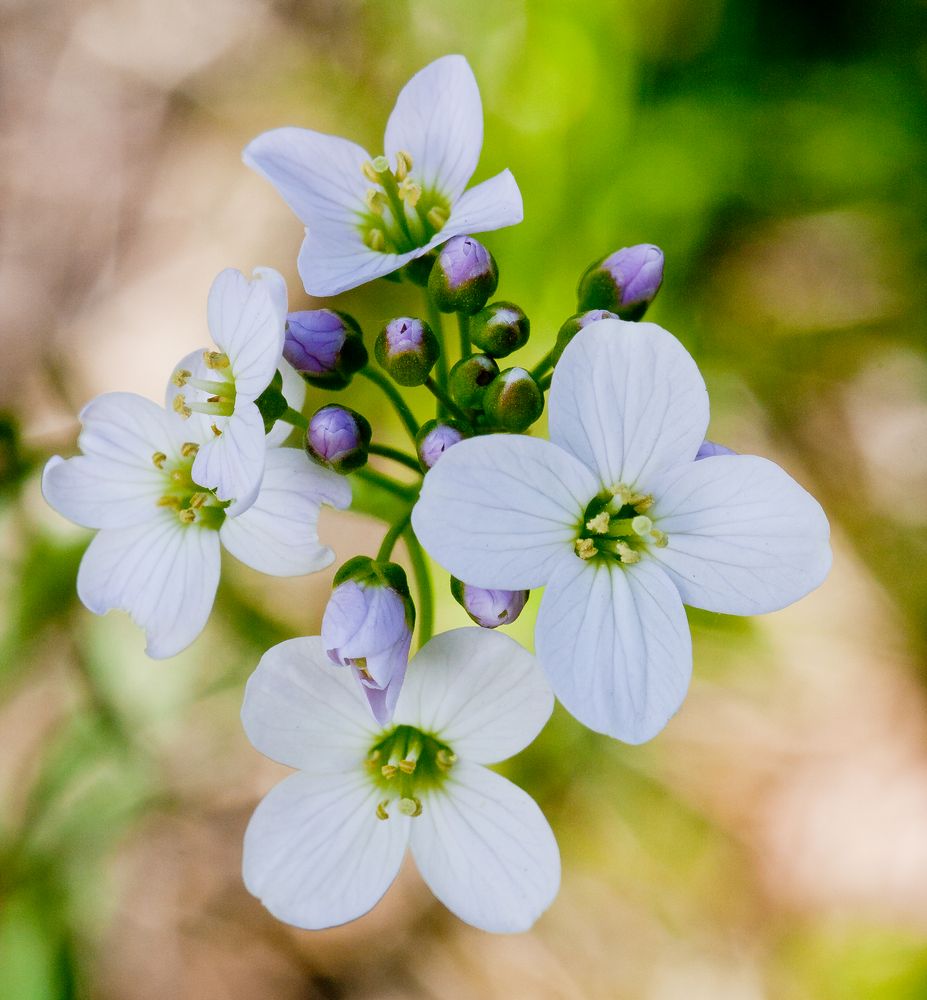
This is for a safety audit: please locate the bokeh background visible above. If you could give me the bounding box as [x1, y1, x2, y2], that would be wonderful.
[3, 0, 927, 996]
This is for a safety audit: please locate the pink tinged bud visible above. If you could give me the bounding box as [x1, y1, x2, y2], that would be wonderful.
[284, 310, 367, 389]
[374, 317, 439, 386]
[577, 244, 665, 320]
[305, 404, 371, 474]
[451, 578, 528, 628]
[416, 419, 467, 469]
[482, 367, 544, 432]
[429, 235, 499, 315]
[696, 440, 737, 460]
[470, 301, 530, 358]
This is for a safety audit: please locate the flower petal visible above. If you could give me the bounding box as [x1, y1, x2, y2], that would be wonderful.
[649, 454, 832, 614]
[265, 359, 306, 447]
[206, 268, 285, 401]
[441, 170, 524, 238]
[410, 762, 560, 933]
[243, 769, 410, 930]
[76, 514, 220, 659]
[241, 636, 379, 772]
[536, 553, 692, 743]
[219, 447, 350, 576]
[76, 391, 186, 463]
[384, 54, 482, 203]
[296, 221, 416, 297]
[243, 126, 370, 226]
[394, 629, 553, 764]
[412, 435, 598, 589]
[191, 403, 266, 516]
[548, 319, 709, 490]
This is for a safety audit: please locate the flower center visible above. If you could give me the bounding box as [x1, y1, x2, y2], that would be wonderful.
[151, 444, 227, 529]
[171, 351, 236, 423]
[357, 151, 451, 255]
[574, 484, 668, 565]
[365, 723, 457, 820]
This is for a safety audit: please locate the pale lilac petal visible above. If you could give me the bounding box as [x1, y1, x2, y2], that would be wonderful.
[412, 435, 598, 590]
[243, 769, 410, 930]
[384, 54, 482, 202]
[394, 628, 553, 764]
[649, 454, 832, 614]
[548, 319, 709, 490]
[76, 514, 220, 659]
[536, 553, 692, 743]
[441, 170, 524, 237]
[241, 636, 379, 772]
[696, 439, 736, 460]
[354, 631, 411, 727]
[219, 447, 350, 577]
[191, 403, 266, 516]
[410, 762, 560, 934]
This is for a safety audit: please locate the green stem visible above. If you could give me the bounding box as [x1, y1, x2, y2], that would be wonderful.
[538, 372, 553, 392]
[425, 291, 449, 417]
[404, 527, 434, 649]
[457, 312, 471, 358]
[368, 442, 422, 474]
[282, 406, 308, 430]
[377, 510, 412, 561]
[354, 466, 417, 501]
[359, 367, 420, 441]
[530, 350, 554, 381]
[423, 377, 471, 426]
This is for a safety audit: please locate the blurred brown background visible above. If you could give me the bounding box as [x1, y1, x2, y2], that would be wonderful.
[2, 0, 927, 997]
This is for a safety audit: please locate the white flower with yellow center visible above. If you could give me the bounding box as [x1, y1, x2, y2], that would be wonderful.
[42, 392, 349, 658]
[412, 319, 832, 744]
[242, 55, 523, 297]
[241, 628, 559, 933]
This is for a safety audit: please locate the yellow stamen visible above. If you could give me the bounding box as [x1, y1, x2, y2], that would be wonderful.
[615, 541, 640, 564]
[585, 511, 610, 534]
[375, 800, 390, 821]
[189, 492, 209, 509]
[650, 529, 669, 548]
[398, 758, 417, 775]
[365, 228, 386, 252]
[426, 206, 448, 230]
[178, 509, 196, 524]
[203, 350, 230, 370]
[398, 797, 422, 817]
[381, 763, 398, 779]
[632, 494, 654, 512]
[172, 369, 191, 388]
[398, 178, 421, 206]
[210, 423, 222, 437]
[152, 451, 166, 469]
[172, 395, 191, 418]
[365, 189, 387, 214]
[157, 495, 181, 509]
[575, 537, 596, 560]
[436, 749, 457, 771]
[362, 160, 381, 183]
[394, 150, 413, 180]
[180, 441, 199, 457]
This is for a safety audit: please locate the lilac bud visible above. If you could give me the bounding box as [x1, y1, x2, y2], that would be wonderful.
[416, 419, 467, 470]
[552, 309, 620, 364]
[451, 578, 528, 629]
[577, 244, 664, 319]
[482, 367, 544, 432]
[696, 440, 736, 460]
[305, 404, 371, 474]
[375, 317, 439, 386]
[448, 353, 499, 410]
[429, 236, 499, 315]
[284, 309, 367, 389]
[322, 556, 415, 726]
[470, 301, 530, 358]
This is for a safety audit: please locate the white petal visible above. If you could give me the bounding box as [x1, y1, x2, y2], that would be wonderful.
[77, 391, 186, 461]
[384, 54, 482, 203]
[243, 126, 370, 226]
[265, 359, 306, 447]
[536, 553, 692, 744]
[649, 454, 832, 614]
[241, 636, 379, 772]
[411, 435, 598, 590]
[77, 514, 220, 659]
[441, 170, 524, 237]
[410, 762, 560, 934]
[252, 266, 288, 326]
[394, 629, 553, 764]
[206, 268, 284, 401]
[191, 403, 266, 516]
[243, 769, 410, 930]
[220, 447, 350, 576]
[548, 319, 709, 489]
[296, 221, 417, 297]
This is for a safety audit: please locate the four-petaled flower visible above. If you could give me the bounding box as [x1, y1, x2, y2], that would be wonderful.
[412, 319, 832, 743]
[243, 55, 523, 297]
[241, 628, 560, 933]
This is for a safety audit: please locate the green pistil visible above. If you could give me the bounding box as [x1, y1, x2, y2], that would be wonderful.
[366, 724, 456, 820]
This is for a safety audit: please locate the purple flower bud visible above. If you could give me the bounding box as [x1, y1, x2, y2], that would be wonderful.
[451, 578, 528, 629]
[577, 244, 664, 320]
[482, 367, 544, 432]
[322, 557, 415, 725]
[429, 236, 499, 315]
[470, 301, 530, 358]
[284, 309, 367, 389]
[552, 309, 620, 364]
[374, 317, 439, 386]
[696, 440, 737, 460]
[416, 419, 467, 470]
[305, 404, 371, 474]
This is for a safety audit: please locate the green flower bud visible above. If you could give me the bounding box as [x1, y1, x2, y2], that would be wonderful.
[448, 353, 499, 410]
[552, 309, 619, 365]
[482, 367, 544, 432]
[374, 317, 439, 387]
[469, 301, 530, 358]
[428, 236, 499, 315]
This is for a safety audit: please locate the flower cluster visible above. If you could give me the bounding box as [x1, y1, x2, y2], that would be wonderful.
[44, 56, 831, 933]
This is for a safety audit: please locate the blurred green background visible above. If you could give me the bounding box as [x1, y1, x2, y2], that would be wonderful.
[3, 0, 927, 996]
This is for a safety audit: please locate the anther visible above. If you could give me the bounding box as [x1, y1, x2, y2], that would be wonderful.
[172, 395, 191, 418]
[381, 762, 399, 780]
[575, 537, 596, 560]
[394, 150, 413, 180]
[365, 189, 387, 214]
[426, 206, 448, 230]
[436, 749, 457, 771]
[585, 511, 610, 535]
[210, 423, 222, 437]
[398, 178, 421, 206]
[203, 351, 230, 370]
[157, 495, 181, 509]
[365, 229, 386, 252]
[362, 160, 381, 184]
[189, 492, 209, 509]
[611, 484, 632, 505]
[632, 494, 654, 513]
[615, 541, 641, 565]
[650, 529, 669, 548]
[171, 369, 191, 388]
[398, 758, 417, 775]
[365, 749, 381, 769]
[631, 515, 653, 537]
[152, 451, 166, 469]
[178, 509, 197, 524]
[398, 797, 422, 818]
[375, 800, 390, 821]
[180, 442, 199, 458]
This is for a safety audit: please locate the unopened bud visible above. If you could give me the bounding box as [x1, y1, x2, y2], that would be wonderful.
[416, 419, 468, 470]
[428, 236, 498, 315]
[284, 310, 367, 390]
[552, 309, 620, 364]
[482, 368, 544, 432]
[451, 578, 528, 629]
[448, 353, 499, 410]
[375, 317, 439, 387]
[696, 440, 736, 460]
[470, 301, 530, 358]
[577, 244, 664, 319]
[305, 404, 371, 474]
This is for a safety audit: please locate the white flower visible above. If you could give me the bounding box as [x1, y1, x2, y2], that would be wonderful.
[42, 392, 349, 658]
[412, 319, 832, 743]
[167, 267, 289, 514]
[243, 54, 523, 297]
[241, 628, 559, 933]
